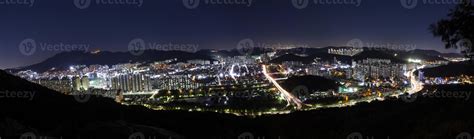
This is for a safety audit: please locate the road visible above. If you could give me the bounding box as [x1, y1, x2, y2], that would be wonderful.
[262, 65, 303, 109]
[407, 65, 425, 94]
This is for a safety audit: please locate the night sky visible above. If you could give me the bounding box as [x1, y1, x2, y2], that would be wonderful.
[0, 0, 458, 69]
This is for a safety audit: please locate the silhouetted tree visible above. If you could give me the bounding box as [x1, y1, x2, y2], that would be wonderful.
[430, 1, 474, 60]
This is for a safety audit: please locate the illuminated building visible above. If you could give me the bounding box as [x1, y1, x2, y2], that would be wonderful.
[71, 76, 90, 91]
[353, 58, 407, 81]
[187, 60, 211, 65]
[111, 74, 152, 93]
[328, 48, 363, 56]
[81, 76, 90, 91]
[73, 76, 82, 91]
[158, 75, 202, 90]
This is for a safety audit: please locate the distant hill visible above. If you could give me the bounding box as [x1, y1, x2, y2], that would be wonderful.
[441, 53, 465, 58]
[418, 61, 474, 77]
[196, 47, 271, 58]
[270, 50, 406, 64]
[406, 49, 462, 58]
[269, 48, 468, 64]
[9, 50, 214, 72]
[408, 49, 443, 56]
[10, 47, 463, 73]
[269, 54, 314, 64]
[309, 52, 353, 63]
[398, 49, 449, 61]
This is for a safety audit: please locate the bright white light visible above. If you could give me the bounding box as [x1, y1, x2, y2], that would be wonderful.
[408, 58, 422, 63]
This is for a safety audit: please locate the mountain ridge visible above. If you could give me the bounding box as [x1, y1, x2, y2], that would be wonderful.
[9, 47, 463, 73]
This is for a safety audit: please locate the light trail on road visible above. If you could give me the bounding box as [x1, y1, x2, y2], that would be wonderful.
[262, 65, 303, 109]
[407, 65, 425, 94]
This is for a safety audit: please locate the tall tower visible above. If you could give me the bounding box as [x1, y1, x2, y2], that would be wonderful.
[72, 76, 81, 91]
[81, 76, 90, 91]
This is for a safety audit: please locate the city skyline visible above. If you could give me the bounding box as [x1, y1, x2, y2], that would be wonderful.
[0, 0, 459, 69]
[1, 0, 474, 138]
